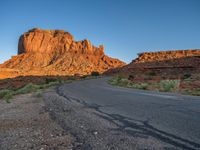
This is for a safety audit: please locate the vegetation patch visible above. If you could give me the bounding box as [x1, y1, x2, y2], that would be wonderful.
[0, 89, 13, 103]
[182, 89, 200, 96]
[183, 73, 192, 80]
[91, 71, 100, 76]
[0, 81, 60, 103]
[159, 80, 180, 92]
[0, 75, 102, 103]
[108, 76, 184, 94]
[109, 76, 149, 90]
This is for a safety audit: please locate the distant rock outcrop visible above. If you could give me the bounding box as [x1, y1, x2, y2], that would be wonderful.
[134, 49, 200, 63]
[0, 28, 125, 78]
[105, 49, 200, 80]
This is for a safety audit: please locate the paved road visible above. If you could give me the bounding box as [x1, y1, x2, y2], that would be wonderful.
[58, 78, 200, 149]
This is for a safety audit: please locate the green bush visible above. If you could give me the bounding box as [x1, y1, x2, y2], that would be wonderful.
[45, 78, 58, 84]
[118, 78, 129, 86]
[4, 93, 13, 103]
[0, 89, 12, 99]
[0, 79, 67, 103]
[190, 89, 200, 96]
[109, 76, 123, 85]
[109, 76, 149, 90]
[183, 73, 191, 80]
[160, 80, 180, 92]
[91, 71, 100, 76]
[45, 81, 60, 87]
[127, 82, 148, 90]
[128, 75, 134, 80]
[148, 71, 157, 76]
[116, 75, 123, 82]
[14, 83, 38, 95]
[0, 89, 13, 103]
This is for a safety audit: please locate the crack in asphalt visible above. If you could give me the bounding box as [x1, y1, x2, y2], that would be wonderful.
[57, 86, 200, 150]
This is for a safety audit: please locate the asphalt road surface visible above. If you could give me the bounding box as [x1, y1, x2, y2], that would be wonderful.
[57, 78, 200, 150]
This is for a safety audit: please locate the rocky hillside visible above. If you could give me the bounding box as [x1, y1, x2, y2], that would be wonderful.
[134, 49, 200, 63]
[0, 28, 125, 78]
[106, 49, 200, 80]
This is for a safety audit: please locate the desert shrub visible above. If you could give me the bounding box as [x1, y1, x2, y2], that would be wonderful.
[14, 83, 39, 95]
[190, 89, 200, 96]
[128, 75, 134, 80]
[183, 73, 191, 80]
[160, 80, 180, 92]
[91, 71, 100, 76]
[108, 76, 123, 85]
[127, 82, 148, 90]
[45, 78, 58, 84]
[0, 89, 12, 99]
[109, 76, 149, 90]
[116, 75, 123, 82]
[108, 78, 117, 85]
[35, 81, 59, 89]
[0, 89, 13, 103]
[148, 71, 157, 76]
[0, 80, 63, 103]
[118, 78, 129, 86]
[45, 81, 60, 87]
[4, 93, 13, 103]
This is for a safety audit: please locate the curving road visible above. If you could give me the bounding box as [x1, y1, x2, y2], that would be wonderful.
[58, 78, 200, 149]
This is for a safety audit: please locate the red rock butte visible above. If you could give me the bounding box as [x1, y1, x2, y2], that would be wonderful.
[18, 28, 104, 56]
[0, 28, 125, 79]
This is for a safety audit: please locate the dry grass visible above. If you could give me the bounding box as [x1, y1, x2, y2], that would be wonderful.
[0, 81, 60, 103]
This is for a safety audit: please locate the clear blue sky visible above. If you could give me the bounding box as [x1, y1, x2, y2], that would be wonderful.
[0, 0, 200, 63]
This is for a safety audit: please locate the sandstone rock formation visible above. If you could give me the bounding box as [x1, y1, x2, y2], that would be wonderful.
[0, 28, 125, 78]
[106, 49, 200, 80]
[134, 49, 200, 63]
[18, 28, 104, 56]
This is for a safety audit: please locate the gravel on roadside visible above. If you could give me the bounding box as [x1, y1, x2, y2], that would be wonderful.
[0, 92, 73, 150]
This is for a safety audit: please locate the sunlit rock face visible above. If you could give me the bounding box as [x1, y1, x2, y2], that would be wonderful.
[18, 28, 104, 56]
[0, 28, 125, 78]
[134, 49, 200, 63]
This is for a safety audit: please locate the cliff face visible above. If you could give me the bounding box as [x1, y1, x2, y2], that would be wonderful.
[0, 28, 125, 78]
[18, 28, 104, 56]
[134, 49, 200, 63]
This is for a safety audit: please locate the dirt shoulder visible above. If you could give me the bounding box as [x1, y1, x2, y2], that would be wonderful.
[0, 91, 73, 150]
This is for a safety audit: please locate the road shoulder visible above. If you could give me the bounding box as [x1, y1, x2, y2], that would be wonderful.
[0, 91, 73, 150]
